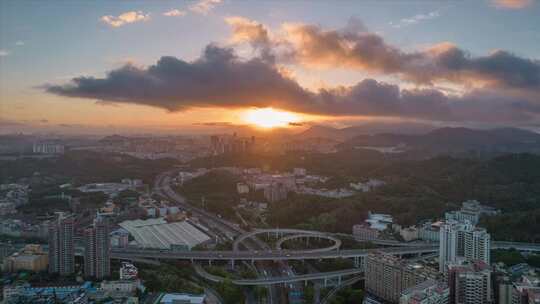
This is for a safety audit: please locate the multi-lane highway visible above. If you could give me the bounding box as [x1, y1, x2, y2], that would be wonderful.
[233, 228, 342, 252]
[194, 263, 364, 286]
[145, 169, 540, 301]
[112, 240, 540, 262]
[111, 245, 440, 261]
[153, 171, 281, 303]
[320, 276, 364, 304]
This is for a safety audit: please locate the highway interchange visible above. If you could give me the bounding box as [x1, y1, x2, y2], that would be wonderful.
[117, 170, 540, 303]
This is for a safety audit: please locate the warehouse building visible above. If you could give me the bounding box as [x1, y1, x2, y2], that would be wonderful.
[119, 218, 211, 250]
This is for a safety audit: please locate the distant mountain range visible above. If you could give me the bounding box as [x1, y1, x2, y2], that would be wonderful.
[339, 127, 540, 154]
[296, 122, 436, 140]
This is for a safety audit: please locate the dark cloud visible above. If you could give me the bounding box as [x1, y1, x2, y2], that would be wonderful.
[309, 80, 538, 123]
[58, 123, 83, 128]
[46, 44, 540, 125]
[193, 121, 235, 126]
[288, 122, 304, 127]
[47, 45, 310, 112]
[426, 45, 540, 89]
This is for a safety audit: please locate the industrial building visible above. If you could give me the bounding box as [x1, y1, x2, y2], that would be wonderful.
[2, 244, 48, 273]
[119, 218, 211, 250]
[159, 293, 206, 304]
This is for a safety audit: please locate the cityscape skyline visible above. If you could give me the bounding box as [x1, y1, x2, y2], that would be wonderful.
[1, 1, 540, 303]
[1, 0, 540, 134]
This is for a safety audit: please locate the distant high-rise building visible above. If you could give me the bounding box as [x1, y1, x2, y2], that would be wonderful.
[365, 251, 440, 303]
[33, 142, 65, 154]
[210, 134, 256, 155]
[84, 215, 110, 279]
[48, 213, 75, 275]
[447, 260, 492, 304]
[439, 220, 490, 272]
[264, 182, 288, 203]
[444, 200, 500, 226]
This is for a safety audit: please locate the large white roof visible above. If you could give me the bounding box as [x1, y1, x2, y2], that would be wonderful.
[160, 293, 205, 304]
[119, 218, 210, 250]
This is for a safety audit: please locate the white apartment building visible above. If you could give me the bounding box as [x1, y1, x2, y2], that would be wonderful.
[439, 220, 490, 272]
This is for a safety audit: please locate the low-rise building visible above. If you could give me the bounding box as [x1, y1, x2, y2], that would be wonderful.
[3, 282, 93, 303]
[400, 227, 419, 242]
[159, 293, 206, 304]
[418, 222, 441, 242]
[100, 279, 144, 295]
[293, 168, 307, 176]
[3, 244, 48, 272]
[353, 224, 380, 240]
[236, 182, 250, 194]
[365, 211, 393, 231]
[400, 279, 449, 304]
[350, 179, 386, 192]
[0, 243, 16, 264]
[120, 262, 138, 280]
[499, 272, 540, 304]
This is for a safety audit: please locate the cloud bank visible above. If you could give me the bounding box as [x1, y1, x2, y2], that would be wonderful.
[46, 43, 540, 125]
[231, 18, 540, 92]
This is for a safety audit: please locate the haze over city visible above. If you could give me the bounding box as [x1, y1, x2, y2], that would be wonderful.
[1, 1, 540, 304]
[1, 0, 540, 134]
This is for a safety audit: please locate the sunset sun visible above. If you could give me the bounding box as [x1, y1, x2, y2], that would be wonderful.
[242, 108, 300, 128]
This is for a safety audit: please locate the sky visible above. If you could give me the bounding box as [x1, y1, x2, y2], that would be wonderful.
[1, 0, 539, 134]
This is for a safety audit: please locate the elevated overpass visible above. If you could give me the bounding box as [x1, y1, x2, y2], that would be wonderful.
[193, 263, 364, 286]
[275, 234, 341, 253]
[111, 241, 540, 263]
[320, 276, 364, 304]
[111, 245, 439, 262]
[233, 228, 342, 253]
[492, 241, 540, 252]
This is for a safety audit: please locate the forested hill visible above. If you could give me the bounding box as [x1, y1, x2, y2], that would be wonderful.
[190, 151, 540, 242]
[339, 127, 540, 154]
